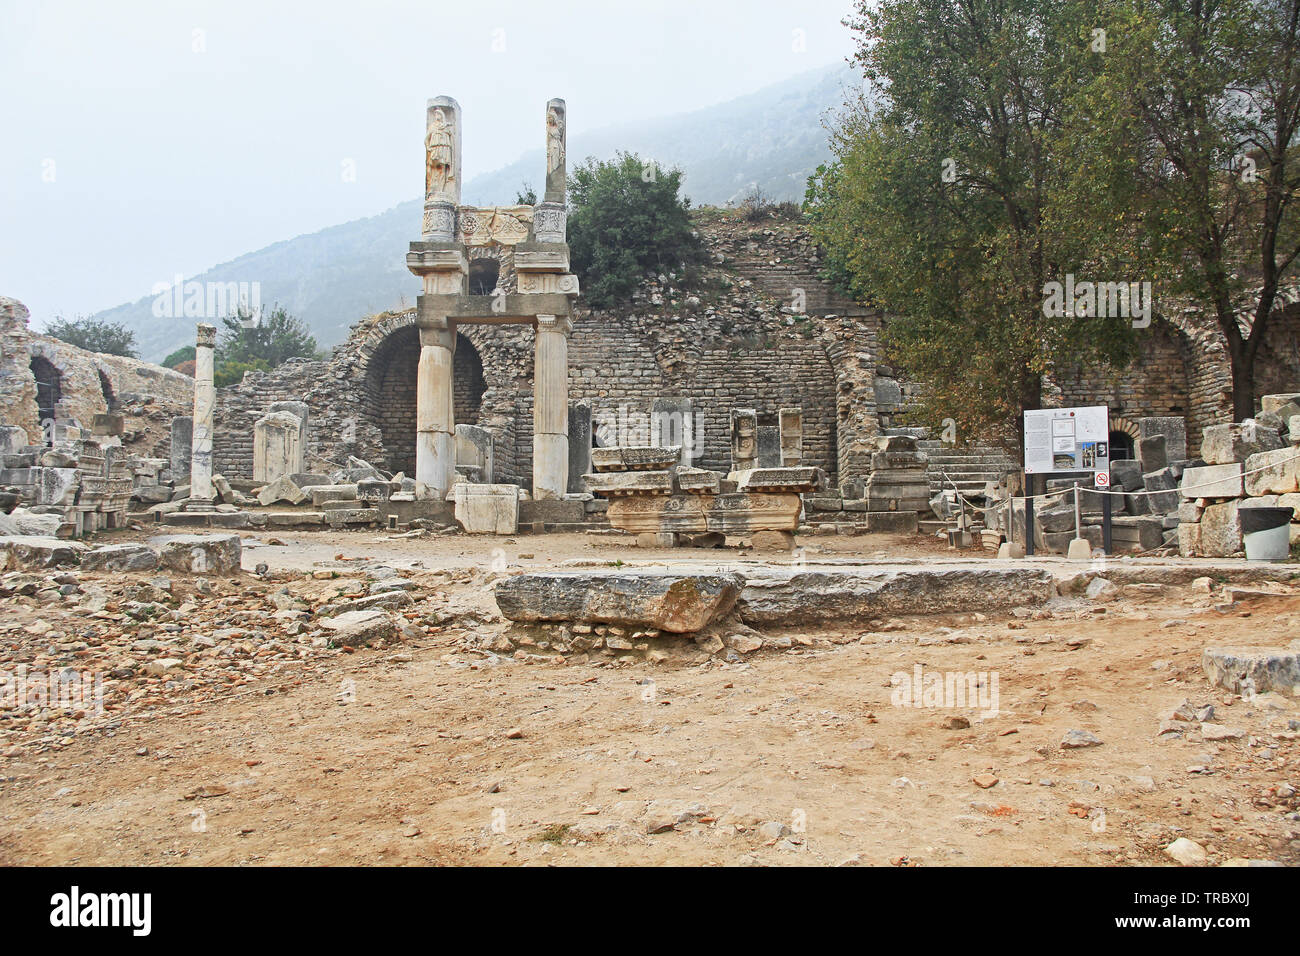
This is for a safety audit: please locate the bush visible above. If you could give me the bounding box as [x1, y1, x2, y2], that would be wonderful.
[44, 317, 137, 357]
[567, 151, 704, 309]
[162, 345, 196, 369]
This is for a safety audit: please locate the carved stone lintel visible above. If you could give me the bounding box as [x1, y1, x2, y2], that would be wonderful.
[518, 272, 579, 295]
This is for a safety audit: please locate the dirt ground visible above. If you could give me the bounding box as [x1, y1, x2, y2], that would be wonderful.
[1, 529, 1297, 866]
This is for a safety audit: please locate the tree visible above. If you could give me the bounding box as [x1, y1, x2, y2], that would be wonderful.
[808, 0, 1136, 455]
[216, 304, 319, 370]
[1071, 0, 1300, 420]
[162, 345, 196, 369]
[515, 182, 537, 205]
[44, 316, 137, 357]
[567, 151, 705, 309]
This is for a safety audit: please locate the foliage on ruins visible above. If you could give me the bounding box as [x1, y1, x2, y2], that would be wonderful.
[1062, 0, 1300, 421]
[213, 305, 320, 388]
[807, 0, 1138, 452]
[44, 316, 138, 358]
[162, 345, 196, 370]
[567, 151, 705, 309]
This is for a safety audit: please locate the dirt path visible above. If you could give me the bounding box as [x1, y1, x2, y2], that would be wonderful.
[1, 531, 1296, 866]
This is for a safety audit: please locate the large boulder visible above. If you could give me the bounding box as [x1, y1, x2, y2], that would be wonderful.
[494, 571, 743, 633]
[257, 475, 307, 506]
[147, 533, 242, 574]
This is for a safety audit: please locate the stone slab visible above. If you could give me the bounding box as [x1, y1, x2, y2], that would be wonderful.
[494, 571, 744, 633]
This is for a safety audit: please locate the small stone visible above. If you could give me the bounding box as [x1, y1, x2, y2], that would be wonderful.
[1061, 729, 1103, 749]
[972, 772, 999, 789]
[1165, 837, 1208, 866]
[505, 727, 524, 739]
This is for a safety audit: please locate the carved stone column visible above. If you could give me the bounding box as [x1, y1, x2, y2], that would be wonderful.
[184, 323, 217, 511]
[533, 314, 571, 499]
[422, 96, 461, 242]
[535, 98, 567, 243]
[416, 320, 456, 497]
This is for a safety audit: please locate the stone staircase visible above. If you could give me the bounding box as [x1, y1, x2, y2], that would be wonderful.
[917, 439, 1019, 498]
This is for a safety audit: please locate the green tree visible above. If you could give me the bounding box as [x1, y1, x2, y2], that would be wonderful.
[1068, 0, 1300, 420]
[515, 182, 537, 205]
[44, 316, 137, 357]
[162, 345, 196, 369]
[567, 151, 705, 309]
[216, 304, 319, 370]
[807, 0, 1137, 454]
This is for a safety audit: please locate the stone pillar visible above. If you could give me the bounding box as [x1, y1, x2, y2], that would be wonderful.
[567, 400, 592, 493]
[170, 416, 192, 480]
[535, 98, 567, 243]
[416, 321, 456, 497]
[730, 408, 758, 474]
[422, 96, 461, 242]
[185, 323, 216, 511]
[780, 407, 803, 466]
[533, 314, 571, 499]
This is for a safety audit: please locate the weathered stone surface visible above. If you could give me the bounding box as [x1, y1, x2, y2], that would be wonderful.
[865, 511, 919, 533]
[1198, 500, 1242, 557]
[1243, 447, 1300, 496]
[1201, 421, 1283, 464]
[590, 445, 681, 472]
[323, 508, 379, 527]
[258, 475, 307, 506]
[583, 470, 673, 496]
[253, 410, 306, 484]
[1137, 434, 1167, 474]
[1139, 417, 1187, 463]
[494, 571, 743, 633]
[320, 609, 398, 647]
[1180, 463, 1243, 500]
[736, 567, 1054, 627]
[607, 494, 708, 534]
[81, 543, 160, 572]
[738, 467, 826, 493]
[0, 535, 87, 569]
[310, 484, 358, 506]
[1109, 459, 1143, 492]
[355, 479, 392, 503]
[147, 533, 242, 574]
[672, 466, 722, 494]
[451, 483, 519, 534]
[1203, 647, 1300, 697]
[0, 509, 61, 536]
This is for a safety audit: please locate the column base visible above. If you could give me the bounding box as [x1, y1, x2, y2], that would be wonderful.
[532, 432, 569, 500]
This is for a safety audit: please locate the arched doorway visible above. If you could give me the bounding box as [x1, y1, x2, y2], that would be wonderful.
[30, 356, 61, 439]
[98, 369, 118, 413]
[364, 325, 487, 476]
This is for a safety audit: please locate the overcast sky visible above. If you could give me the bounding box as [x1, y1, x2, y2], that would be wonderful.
[0, 0, 857, 325]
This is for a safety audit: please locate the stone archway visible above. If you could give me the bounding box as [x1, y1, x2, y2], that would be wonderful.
[30, 356, 61, 438]
[363, 324, 487, 476]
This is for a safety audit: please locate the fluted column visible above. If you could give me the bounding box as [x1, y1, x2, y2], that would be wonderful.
[184, 323, 217, 511]
[416, 322, 456, 497]
[532, 314, 571, 499]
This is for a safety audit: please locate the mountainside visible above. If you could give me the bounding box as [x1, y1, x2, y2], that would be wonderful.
[91, 64, 855, 363]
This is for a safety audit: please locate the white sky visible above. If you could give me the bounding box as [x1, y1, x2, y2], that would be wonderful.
[0, 0, 857, 324]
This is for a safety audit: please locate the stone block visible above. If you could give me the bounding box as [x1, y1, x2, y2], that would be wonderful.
[756, 425, 782, 468]
[673, 467, 722, 494]
[1198, 501, 1242, 557]
[730, 409, 758, 471]
[456, 424, 496, 485]
[865, 511, 918, 534]
[323, 508, 379, 527]
[590, 446, 681, 472]
[81, 543, 160, 572]
[738, 467, 825, 493]
[32, 467, 78, 507]
[320, 609, 397, 647]
[1181, 463, 1243, 499]
[356, 479, 391, 503]
[651, 398, 695, 467]
[1109, 459, 1142, 492]
[1177, 521, 1201, 557]
[310, 484, 358, 506]
[258, 475, 307, 506]
[1243, 447, 1300, 496]
[519, 498, 585, 525]
[1201, 421, 1283, 464]
[1203, 646, 1300, 697]
[253, 411, 306, 484]
[1138, 417, 1187, 463]
[583, 470, 673, 496]
[0, 535, 87, 570]
[779, 408, 802, 467]
[1260, 393, 1300, 414]
[1137, 434, 1167, 474]
[566, 402, 591, 492]
[452, 483, 519, 534]
[494, 571, 744, 633]
[147, 533, 241, 574]
[0, 426, 28, 456]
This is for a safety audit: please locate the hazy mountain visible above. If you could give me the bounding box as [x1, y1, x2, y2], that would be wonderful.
[92, 63, 857, 363]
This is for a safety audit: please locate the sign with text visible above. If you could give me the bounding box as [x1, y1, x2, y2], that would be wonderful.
[1024, 406, 1110, 475]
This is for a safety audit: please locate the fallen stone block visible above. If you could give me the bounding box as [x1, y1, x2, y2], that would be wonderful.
[324, 508, 379, 528]
[736, 567, 1054, 627]
[257, 475, 308, 506]
[494, 571, 744, 633]
[81, 543, 160, 572]
[451, 483, 519, 534]
[1203, 647, 1300, 697]
[147, 533, 242, 574]
[0, 535, 87, 570]
[320, 609, 398, 646]
[309, 484, 358, 506]
[590, 445, 681, 472]
[1198, 501, 1242, 557]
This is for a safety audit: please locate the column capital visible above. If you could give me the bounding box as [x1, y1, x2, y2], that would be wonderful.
[536, 314, 573, 336]
[196, 323, 216, 348]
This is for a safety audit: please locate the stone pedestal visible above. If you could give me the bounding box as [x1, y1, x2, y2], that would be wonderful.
[451, 483, 520, 534]
[184, 324, 216, 512]
[253, 411, 306, 483]
[170, 417, 192, 479]
[532, 314, 571, 499]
